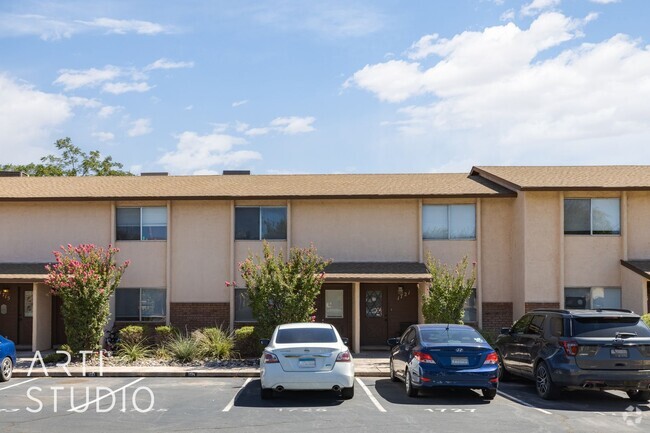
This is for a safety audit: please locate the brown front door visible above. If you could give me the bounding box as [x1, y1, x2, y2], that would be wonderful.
[0, 284, 33, 346]
[361, 283, 419, 347]
[52, 295, 67, 345]
[315, 284, 353, 342]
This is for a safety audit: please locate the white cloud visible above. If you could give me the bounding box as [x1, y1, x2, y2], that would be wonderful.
[102, 81, 153, 94]
[92, 131, 114, 142]
[77, 18, 171, 35]
[521, 0, 561, 17]
[347, 12, 650, 166]
[184, 105, 193, 111]
[145, 58, 194, 71]
[500, 9, 516, 22]
[0, 75, 74, 163]
[158, 131, 262, 173]
[0, 13, 75, 40]
[127, 118, 152, 137]
[232, 99, 248, 107]
[98, 105, 121, 118]
[244, 116, 316, 136]
[589, 0, 619, 3]
[54, 66, 122, 91]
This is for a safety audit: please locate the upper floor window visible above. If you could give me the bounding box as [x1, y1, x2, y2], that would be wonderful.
[564, 198, 620, 235]
[235, 206, 287, 240]
[422, 204, 476, 240]
[116, 207, 167, 241]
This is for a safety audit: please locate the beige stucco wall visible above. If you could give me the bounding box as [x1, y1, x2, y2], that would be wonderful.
[480, 198, 515, 302]
[291, 199, 419, 262]
[116, 241, 167, 288]
[33, 283, 52, 351]
[621, 267, 646, 314]
[170, 200, 231, 303]
[423, 240, 476, 269]
[511, 193, 526, 318]
[0, 202, 111, 262]
[627, 192, 650, 260]
[233, 241, 287, 286]
[564, 236, 622, 287]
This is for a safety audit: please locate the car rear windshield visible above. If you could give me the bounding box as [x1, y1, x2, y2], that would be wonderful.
[420, 328, 485, 345]
[571, 317, 650, 338]
[275, 328, 338, 344]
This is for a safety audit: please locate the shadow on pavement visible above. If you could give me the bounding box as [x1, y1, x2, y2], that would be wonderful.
[234, 379, 345, 408]
[373, 379, 492, 406]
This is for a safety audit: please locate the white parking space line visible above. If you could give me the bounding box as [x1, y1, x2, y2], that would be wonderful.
[356, 378, 387, 413]
[222, 378, 252, 412]
[497, 390, 552, 415]
[0, 378, 39, 391]
[68, 377, 146, 412]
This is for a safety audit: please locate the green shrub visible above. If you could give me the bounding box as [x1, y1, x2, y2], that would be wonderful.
[422, 255, 476, 324]
[166, 333, 202, 363]
[642, 314, 650, 328]
[193, 327, 234, 360]
[155, 325, 175, 345]
[116, 340, 153, 363]
[119, 325, 145, 345]
[476, 328, 498, 346]
[43, 352, 68, 364]
[59, 344, 74, 356]
[235, 326, 263, 358]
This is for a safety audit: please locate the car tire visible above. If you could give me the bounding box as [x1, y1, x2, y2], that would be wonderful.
[1, 357, 12, 382]
[482, 388, 497, 400]
[535, 361, 560, 400]
[627, 390, 650, 402]
[260, 387, 273, 400]
[341, 385, 354, 400]
[405, 369, 418, 398]
[496, 351, 512, 382]
[389, 359, 399, 382]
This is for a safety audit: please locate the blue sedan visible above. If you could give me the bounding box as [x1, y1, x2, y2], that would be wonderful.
[0, 335, 16, 382]
[388, 324, 499, 399]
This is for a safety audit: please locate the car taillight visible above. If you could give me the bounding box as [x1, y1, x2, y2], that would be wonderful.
[413, 351, 436, 364]
[263, 352, 279, 363]
[336, 350, 352, 362]
[484, 352, 498, 365]
[560, 340, 579, 356]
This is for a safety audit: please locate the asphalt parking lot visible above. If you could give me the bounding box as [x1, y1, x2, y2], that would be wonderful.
[1, 376, 648, 432]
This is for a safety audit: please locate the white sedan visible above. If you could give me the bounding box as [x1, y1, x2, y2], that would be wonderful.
[260, 323, 355, 400]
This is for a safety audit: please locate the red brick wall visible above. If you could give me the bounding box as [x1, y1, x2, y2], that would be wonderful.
[525, 302, 560, 312]
[482, 302, 513, 332]
[170, 302, 230, 331]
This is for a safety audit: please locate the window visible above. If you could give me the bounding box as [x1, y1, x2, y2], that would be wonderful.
[463, 288, 477, 323]
[564, 199, 620, 235]
[235, 207, 287, 240]
[115, 288, 166, 322]
[549, 317, 564, 337]
[527, 315, 545, 335]
[325, 289, 344, 319]
[512, 314, 532, 334]
[116, 207, 167, 241]
[422, 204, 476, 240]
[564, 287, 621, 310]
[234, 288, 255, 322]
[275, 328, 337, 343]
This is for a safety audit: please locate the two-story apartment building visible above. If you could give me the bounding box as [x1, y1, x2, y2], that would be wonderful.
[0, 166, 648, 353]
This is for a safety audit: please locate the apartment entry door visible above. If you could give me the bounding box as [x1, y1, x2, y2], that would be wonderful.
[0, 284, 33, 346]
[360, 283, 419, 347]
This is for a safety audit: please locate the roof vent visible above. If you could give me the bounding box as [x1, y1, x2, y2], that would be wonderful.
[223, 170, 251, 175]
[0, 171, 27, 177]
[140, 172, 168, 176]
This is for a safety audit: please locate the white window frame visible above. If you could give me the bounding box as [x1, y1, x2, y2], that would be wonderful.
[564, 198, 620, 236]
[115, 287, 167, 322]
[116, 206, 168, 241]
[422, 204, 476, 240]
[235, 206, 287, 241]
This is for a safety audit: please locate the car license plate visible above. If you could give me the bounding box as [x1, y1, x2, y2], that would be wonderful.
[298, 358, 316, 368]
[451, 357, 469, 366]
[611, 348, 628, 358]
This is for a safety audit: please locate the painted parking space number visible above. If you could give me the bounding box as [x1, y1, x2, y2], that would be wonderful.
[425, 408, 477, 413]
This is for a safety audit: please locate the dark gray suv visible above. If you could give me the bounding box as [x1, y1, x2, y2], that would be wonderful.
[494, 309, 650, 400]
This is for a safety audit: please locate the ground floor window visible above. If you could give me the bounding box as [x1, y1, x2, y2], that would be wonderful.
[234, 287, 255, 322]
[463, 288, 477, 323]
[564, 287, 621, 310]
[115, 288, 166, 322]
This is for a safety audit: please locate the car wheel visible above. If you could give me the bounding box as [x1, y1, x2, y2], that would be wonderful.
[405, 369, 418, 398]
[260, 387, 273, 400]
[389, 359, 399, 382]
[0, 357, 12, 382]
[496, 351, 511, 382]
[535, 361, 560, 400]
[482, 388, 497, 400]
[341, 385, 354, 400]
[627, 390, 650, 402]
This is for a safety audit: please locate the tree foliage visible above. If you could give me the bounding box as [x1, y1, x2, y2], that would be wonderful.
[1, 137, 132, 176]
[237, 242, 331, 338]
[45, 244, 130, 352]
[422, 255, 476, 324]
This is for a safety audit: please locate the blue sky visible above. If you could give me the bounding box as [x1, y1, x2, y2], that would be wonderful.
[1, 0, 649, 175]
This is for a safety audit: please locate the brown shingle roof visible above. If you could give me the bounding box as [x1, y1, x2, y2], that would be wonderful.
[0, 173, 514, 201]
[621, 260, 650, 279]
[472, 166, 650, 191]
[0, 263, 49, 281]
[324, 262, 430, 281]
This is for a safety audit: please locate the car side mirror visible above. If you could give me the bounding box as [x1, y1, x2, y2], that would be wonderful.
[500, 327, 512, 335]
[260, 338, 270, 346]
[342, 337, 349, 346]
[387, 337, 400, 347]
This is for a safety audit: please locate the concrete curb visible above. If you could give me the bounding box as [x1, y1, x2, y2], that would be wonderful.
[14, 370, 388, 378]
